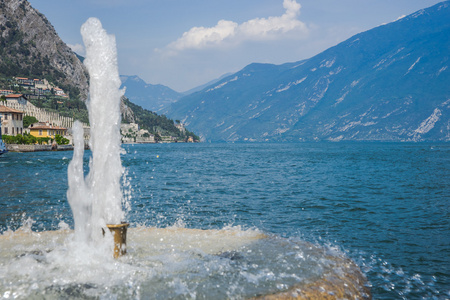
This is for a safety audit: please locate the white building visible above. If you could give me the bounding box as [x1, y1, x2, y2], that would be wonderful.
[0, 90, 13, 96]
[121, 123, 155, 143]
[54, 87, 68, 98]
[5, 93, 28, 106]
[0, 105, 24, 136]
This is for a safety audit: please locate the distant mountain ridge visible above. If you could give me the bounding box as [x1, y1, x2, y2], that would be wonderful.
[166, 1, 450, 142]
[182, 73, 233, 96]
[120, 75, 182, 112]
[119, 73, 235, 112]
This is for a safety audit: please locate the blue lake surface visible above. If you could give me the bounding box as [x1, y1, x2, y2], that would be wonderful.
[0, 142, 449, 299]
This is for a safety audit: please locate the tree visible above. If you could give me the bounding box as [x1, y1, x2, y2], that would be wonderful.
[55, 134, 69, 145]
[2, 133, 37, 145]
[37, 137, 51, 145]
[23, 115, 38, 128]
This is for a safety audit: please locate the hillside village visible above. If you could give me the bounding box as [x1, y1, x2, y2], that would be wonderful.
[0, 76, 196, 151]
[0, 0, 200, 149]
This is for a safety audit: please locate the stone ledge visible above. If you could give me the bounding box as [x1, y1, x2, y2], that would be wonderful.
[6, 144, 74, 152]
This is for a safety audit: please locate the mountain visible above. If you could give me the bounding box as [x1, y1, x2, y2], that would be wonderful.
[120, 75, 182, 112]
[119, 73, 235, 112]
[166, 1, 450, 142]
[182, 72, 233, 95]
[0, 0, 197, 139]
[0, 0, 89, 100]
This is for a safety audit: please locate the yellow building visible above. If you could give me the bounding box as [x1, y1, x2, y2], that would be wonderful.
[29, 122, 67, 138]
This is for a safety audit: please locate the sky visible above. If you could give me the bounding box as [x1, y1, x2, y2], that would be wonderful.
[27, 0, 444, 92]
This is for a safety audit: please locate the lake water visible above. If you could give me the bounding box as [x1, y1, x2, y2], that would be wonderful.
[0, 142, 449, 299]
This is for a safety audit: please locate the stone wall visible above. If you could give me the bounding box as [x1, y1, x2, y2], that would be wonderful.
[6, 144, 74, 152]
[5, 99, 84, 129]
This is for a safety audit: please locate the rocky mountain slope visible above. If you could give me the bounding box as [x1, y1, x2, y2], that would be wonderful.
[0, 0, 89, 100]
[166, 1, 450, 142]
[0, 0, 196, 139]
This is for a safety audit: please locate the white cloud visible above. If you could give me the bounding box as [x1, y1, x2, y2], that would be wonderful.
[239, 0, 305, 38]
[169, 20, 238, 51]
[68, 43, 85, 56]
[165, 0, 308, 52]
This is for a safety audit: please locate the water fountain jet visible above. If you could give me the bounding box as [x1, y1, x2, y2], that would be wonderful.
[67, 17, 128, 258]
[0, 17, 372, 299]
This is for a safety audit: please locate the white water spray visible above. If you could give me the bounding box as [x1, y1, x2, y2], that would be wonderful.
[67, 17, 126, 243]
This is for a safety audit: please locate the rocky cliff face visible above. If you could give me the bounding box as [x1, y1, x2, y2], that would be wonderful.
[120, 96, 136, 124]
[0, 0, 137, 123]
[0, 0, 89, 100]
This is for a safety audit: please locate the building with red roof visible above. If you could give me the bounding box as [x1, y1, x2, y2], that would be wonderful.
[0, 105, 24, 136]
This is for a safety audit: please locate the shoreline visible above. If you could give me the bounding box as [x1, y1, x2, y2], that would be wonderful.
[5, 144, 74, 152]
[5, 141, 198, 152]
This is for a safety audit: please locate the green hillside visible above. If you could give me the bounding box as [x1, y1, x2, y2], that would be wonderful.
[123, 97, 199, 141]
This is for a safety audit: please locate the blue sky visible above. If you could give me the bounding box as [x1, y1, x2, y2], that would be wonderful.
[27, 0, 443, 92]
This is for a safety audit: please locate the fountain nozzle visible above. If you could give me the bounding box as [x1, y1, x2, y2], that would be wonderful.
[103, 222, 129, 258]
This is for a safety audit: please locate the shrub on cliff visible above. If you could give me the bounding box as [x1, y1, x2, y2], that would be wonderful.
[55, 134, 69, 145]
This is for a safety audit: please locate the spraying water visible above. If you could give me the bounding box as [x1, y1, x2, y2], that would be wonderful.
[67, 17, 126, 244]
[0, 17, 373, 299]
